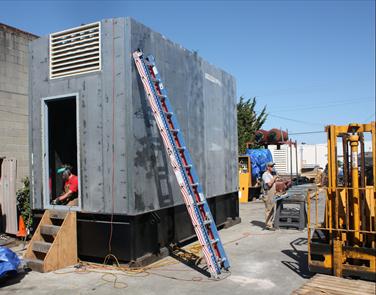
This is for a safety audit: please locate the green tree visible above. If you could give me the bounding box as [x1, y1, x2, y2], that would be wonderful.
[237, 96, 268, 154]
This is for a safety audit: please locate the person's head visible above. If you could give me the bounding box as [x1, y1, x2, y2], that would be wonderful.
[57, 164, 73, 181]
[266, 162, 275, 172]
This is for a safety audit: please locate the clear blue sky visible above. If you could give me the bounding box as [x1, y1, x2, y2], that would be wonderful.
[1, 0, 375, 143]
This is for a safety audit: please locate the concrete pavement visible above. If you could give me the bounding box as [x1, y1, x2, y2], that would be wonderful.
[1, 190, 321, 294]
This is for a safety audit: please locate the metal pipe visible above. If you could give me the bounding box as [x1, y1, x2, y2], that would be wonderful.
[360, 134, 366, 188]
[290, 141, 293, 181]
[328, 125, 337, 234]
[359, 134, 366, 245]
[300, 143, 304, 179]
[335, 188, 339, 229]
[307, 190, 311, 265]
[372, 122, 376, 242]
[342, 136, 349, 243]
[316, 190, 318, 227]
[312, 228, 375, 234]
[295, 141, 299, 180]
[349, 134, 360, 244]
[314, 144, 317, 165]
[342, 136, 349, 187]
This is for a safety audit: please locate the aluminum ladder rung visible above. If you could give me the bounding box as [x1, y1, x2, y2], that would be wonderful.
[157, 94, 167, 100]
[203, 219, 212, 225]
[210, 238, 219, 245]
[144, 60, 155, 67]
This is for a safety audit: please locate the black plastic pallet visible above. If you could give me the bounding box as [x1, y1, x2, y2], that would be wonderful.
[274, 198, 307, 230]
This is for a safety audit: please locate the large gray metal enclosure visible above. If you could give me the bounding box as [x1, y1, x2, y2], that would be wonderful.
[29, 17, 238, 261]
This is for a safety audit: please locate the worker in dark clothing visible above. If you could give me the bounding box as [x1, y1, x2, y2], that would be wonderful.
[52, 164, 79, 206]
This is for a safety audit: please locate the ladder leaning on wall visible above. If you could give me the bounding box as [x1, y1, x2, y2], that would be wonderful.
[133, 50, 230, 277]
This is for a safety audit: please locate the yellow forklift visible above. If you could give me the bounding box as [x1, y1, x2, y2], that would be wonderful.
[308, 122, 376, 280]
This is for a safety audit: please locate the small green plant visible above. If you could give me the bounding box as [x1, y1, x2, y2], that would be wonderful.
[16, 177, 32, 230]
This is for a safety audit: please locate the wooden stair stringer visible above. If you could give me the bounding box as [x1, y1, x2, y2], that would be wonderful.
[24, 210, 77, 272]
[43, 211, 77, 272]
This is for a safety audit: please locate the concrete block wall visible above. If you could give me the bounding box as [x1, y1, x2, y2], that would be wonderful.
[0, 23, 38, 187]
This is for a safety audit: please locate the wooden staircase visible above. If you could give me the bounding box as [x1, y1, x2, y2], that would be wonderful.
[24, 210, 77, 272]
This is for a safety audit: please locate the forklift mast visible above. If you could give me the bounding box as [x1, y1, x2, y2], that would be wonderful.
[308, 122, 376, 280]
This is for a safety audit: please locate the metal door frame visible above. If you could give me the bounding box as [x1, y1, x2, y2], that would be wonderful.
[41, 93, 81, 211]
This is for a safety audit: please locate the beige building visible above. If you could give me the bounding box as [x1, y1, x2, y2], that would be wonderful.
[0, 23, 38, 187]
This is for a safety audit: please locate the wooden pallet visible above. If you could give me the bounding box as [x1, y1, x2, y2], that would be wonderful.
[292, 274, 376, 295]
[24, 210, 77, 272]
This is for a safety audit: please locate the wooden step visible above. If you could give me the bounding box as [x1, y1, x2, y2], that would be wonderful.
[40, 224, 60, 236]
[25, 258, 44, 273]
[49, 210, 68, 220]
[24, 210, 77, 272]
[32, 241, 52, 253]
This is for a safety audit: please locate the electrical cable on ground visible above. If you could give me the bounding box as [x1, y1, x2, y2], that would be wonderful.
[52, 226, 308, 289]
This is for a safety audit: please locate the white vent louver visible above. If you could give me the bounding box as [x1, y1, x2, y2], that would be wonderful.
[49, 22, 101, 79]
[273, 149, 288, 174]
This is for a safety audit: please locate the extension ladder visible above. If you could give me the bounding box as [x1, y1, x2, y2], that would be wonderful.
[133, 50, 230, 277]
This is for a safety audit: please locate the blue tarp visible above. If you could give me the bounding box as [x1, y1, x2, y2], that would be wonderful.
[245, 148, 273, 180]
[0, 246, 20, 279]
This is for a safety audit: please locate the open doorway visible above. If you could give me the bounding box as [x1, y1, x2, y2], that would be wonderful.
[42, 94, 81, 210]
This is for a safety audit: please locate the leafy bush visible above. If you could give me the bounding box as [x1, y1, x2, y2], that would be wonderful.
[16, 177, 32, 230]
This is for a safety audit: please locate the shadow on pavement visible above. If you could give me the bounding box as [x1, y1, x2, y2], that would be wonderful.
[281, 237, 314, 279]
[168, 246, 211, 278]
[250, 220, 266, 229]
[0, 271, 28, 288]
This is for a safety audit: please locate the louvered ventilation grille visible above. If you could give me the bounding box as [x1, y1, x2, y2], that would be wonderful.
[273, 149, 288, 173]
[49, 22, 101, 79]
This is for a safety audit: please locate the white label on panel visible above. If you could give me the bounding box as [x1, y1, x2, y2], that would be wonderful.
[204, 73, 222, 87]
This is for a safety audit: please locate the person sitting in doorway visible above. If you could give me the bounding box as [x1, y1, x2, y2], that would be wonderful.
[52, 164, 79, 206]
[262, 162, 279, 230]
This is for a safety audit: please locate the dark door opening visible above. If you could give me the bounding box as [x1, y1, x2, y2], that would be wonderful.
[45, 96, 79, 207]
